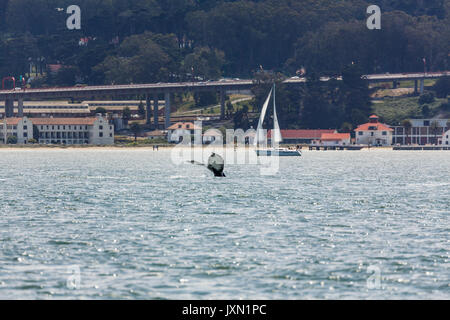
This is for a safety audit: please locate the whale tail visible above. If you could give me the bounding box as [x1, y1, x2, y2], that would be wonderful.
[207, 153, 226, 177]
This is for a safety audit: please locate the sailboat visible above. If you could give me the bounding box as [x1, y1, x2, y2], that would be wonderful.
[254, 84, 302, 157]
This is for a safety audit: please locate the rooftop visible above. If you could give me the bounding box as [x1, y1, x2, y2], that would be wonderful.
[268, 129, 336, 139]
[168, 122, 201, 130]
[31, 118, 99, 126]
[320, 133, 351, 141]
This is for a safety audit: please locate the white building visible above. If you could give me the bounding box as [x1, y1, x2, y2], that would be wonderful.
[391, 118, 450, 145]
[203, 128, 223, 144]
[167, 122, 202, 143]
[0, 117, 34, 144]
[32, 115, 114, 145]
[147, 130, 168, 141]
[355, 115, 393, 146]
[313, 133, 351, 146]
[441, 130, 450, 145]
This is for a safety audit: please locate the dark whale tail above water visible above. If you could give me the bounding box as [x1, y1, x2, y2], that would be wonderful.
[188, 153, 226, 177]
[207, 153, 226, 177]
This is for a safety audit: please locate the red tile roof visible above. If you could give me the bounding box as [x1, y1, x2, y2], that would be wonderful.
[354, 122, 393, 132]
[31, 118, 98, 125]
[168, 122, 201, 130]
[321, 133, 351, 141]
[268, 129, 335, 139]
[3, 118, 24, 126]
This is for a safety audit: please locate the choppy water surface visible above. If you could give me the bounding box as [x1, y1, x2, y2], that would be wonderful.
[0, 149, 448, 299]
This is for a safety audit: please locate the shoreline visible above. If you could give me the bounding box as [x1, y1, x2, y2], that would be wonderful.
[0, 145, 448, 151]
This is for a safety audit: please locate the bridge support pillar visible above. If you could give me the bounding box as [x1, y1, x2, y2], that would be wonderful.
[392, 80, 398, 89]
[5, 98, 14, 118]
[146, 95, 151, 125]
[420, 79, 425, 95]
[164, 92, 171, 129]
[153, 94, 159, 130]
[220, 90, 225, 120]
[18, 98, 24, 118]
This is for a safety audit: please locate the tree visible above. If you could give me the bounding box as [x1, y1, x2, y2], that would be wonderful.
[95, 107, 107, 115]
[7, 135, 18, 144]
[194, 91, 217, 107]
[182, 46, 225, 80]
[340, 64, 372, 126]
[340, 122, 353, 133]
[422, 105, 431, 117]
[419, 92, 435, 105]
[226, 101, 234, 119]
[402, 119, 412, 145]
[55, 66, 79, 86]
[433, 76, 450, 98]
[94, 32, 176, 84]
[138, 101, 146, 118]
[130, 122, 142, 142]
[122, 107, 132, 123]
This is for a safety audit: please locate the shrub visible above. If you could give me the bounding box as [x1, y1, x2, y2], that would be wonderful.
[422, 104, 431, 117]
[7, 136, 18, 144]
[418, 92, 435, 105]
[433, 76, 450, 98]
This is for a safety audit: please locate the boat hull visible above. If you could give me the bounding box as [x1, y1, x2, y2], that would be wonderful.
[256, 149, 302, 157]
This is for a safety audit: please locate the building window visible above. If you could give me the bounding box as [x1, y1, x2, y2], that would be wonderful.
[99, 132, 103, 137]
[99, 125, 103, 130]
[24, 126, 27, 130]
[371, 132, 374, 136]
[382, 131, 387, 136]
[358, 132, 363, 136]
[424, 120, 430, 126]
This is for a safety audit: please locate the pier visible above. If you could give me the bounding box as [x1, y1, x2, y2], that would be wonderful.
[393, 146, 450, 151]
[308, 145, 364, 151]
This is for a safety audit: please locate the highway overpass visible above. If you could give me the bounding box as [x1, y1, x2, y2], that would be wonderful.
[1, 71, 448, 128]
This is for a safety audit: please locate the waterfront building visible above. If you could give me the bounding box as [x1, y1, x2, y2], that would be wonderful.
[391, 119, 450, 145]
[0, 100, 165, 119]
[167, 122, 202, 143]
[0, 117, 34, 144]
[440, 130, 450, 145]
[0, 101, 91, 118]
[313, 133, 351, 146]
[147, 130, 168, 141]
[268, 129, 336, 145]
[32, 115, 114, 145]
[203, 128, 223, 144]
[355, 115, 393, 146]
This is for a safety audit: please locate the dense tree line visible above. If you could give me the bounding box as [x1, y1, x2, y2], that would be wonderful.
[1, 0, 449, 81]
[0, 0, 449, 129]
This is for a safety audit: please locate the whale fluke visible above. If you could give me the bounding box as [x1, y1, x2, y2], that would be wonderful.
[187, 153, 226, 177]
[207, 153, 226, 177]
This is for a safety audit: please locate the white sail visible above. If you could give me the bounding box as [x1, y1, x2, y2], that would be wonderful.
[254, 88, 273, 146]
[272, 84, 282, 144]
